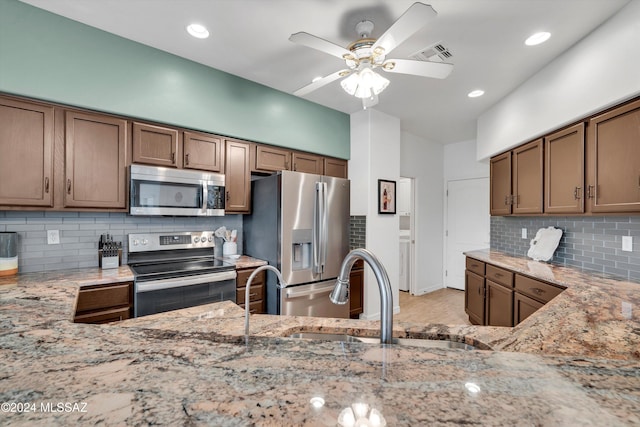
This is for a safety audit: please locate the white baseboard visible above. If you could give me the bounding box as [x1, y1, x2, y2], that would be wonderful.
[412, 283, 443, 296]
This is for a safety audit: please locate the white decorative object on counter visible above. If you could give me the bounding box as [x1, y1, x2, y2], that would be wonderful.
[223, 241, 237, 256]
[527, 227, 563, 262]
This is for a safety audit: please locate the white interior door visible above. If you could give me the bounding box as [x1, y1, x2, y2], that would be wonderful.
[445, 178, 490, 290]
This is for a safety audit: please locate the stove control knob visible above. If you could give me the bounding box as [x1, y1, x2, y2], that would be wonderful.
[208, 236, 213, 242]
[194, 237, 200, 243]
[141, 239, 148, 245]
[133, 239, 139, 246]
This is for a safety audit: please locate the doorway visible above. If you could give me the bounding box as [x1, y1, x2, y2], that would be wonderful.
[398, 177, 415, 294]
[444, 178, 490, 290]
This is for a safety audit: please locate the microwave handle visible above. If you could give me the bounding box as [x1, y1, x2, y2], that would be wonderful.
[202, 183, 208, 214]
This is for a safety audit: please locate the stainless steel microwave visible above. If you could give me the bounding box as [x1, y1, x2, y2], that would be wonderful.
[129, 165, 225, 216]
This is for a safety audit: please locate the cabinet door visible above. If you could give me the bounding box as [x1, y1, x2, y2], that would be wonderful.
[292, 152, 323, 174]
[485, 280, 513, 327]
[183, 131, 224, 172]
[254, 145, 291, 172]
[132, 122, 180, 168]
[64, 111, 127, 209]
[514, 292, 543, 325]
[324, 157, 348, 178]
[545, 123, 585, 214]
[464, 270, 485, 325]
[587, 99, 640, 213]
[512, 139, 543, 214]
[349, 268, 364, 318]
[0, 97, 54, 207]
[489, 152, 512, 215]
[225, 140, 251, 213]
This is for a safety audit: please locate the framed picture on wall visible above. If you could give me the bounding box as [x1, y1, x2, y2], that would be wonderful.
[378, 179, 396, 214]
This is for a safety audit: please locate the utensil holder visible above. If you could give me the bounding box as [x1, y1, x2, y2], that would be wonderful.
[223, 242, 237, 256]
[0, 232, 18, 277]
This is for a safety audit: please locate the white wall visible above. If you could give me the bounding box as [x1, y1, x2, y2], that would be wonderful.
[400, 131, 444, 295]
[444, 139, 489, 181]
[477, 0, 640, 160]
[350, 109, 401, 318]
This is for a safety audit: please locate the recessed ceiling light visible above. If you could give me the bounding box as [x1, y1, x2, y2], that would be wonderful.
[525, 32, 551, 46]
[186, 23, 209, 39]
[311, 76, 323, 83]
[468, 90, 485, 98]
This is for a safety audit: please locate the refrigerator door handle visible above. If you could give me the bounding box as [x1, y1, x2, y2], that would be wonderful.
[320, 181, 328, 275]
[313, 182, 322, 274]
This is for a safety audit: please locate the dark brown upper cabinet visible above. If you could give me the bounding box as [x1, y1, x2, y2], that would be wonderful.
[586, 98, 640, 213]
[0, 96, 54, 207]
[490, 151, 512, 215]
[183, 131, 224, 173]
[132, 122, 181, 168]
[253, 144, 291, 173]
[64, 111, 128, 209]
[324, 157, 348, 179]
[512, 139, 543, 214]
[544, 123, 585, 214]
[224, 139, 251, 214]
[292, 152, 323, 175]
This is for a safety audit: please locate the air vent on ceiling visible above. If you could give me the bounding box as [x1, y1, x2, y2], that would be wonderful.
[410, 42, 453, 63]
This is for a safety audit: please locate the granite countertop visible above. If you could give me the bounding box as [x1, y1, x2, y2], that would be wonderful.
[1, 255, 639, 425]
[216, 255, 268, 270]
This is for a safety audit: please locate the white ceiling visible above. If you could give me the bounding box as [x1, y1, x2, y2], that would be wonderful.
[20, 0, 631, 144]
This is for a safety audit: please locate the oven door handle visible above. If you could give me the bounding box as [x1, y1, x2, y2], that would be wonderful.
[136, 271, 237, 293]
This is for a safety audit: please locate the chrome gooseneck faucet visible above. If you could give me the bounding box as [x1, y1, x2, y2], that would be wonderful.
[244, 265, 286, 336]
[330, 248, 393, 344]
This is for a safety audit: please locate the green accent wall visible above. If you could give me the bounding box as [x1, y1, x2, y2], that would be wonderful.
[0, 0, 350, 159]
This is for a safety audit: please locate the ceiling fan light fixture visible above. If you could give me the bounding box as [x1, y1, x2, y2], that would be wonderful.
[525, 31, 551, 46]
[340, 68, 389, 99]
[186, 23, 209, 39]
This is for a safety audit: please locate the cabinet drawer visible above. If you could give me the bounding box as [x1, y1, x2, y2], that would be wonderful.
[515, 274, 564, 303]
[236, 268, 265, 288]
[465, 258, 485, 276]
[485, 264, 513, 288]
[76, 282, 131, 313]
[237, 283, 265, 303]
[238, 299, 264, 314]
[352, 259, 365, 271]
[74, 306, 130, 324]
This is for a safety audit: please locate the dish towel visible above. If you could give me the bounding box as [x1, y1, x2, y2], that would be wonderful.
[527, 227, 563, 262]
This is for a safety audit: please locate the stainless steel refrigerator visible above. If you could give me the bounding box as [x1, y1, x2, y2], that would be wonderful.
[243, 170, 350, 318]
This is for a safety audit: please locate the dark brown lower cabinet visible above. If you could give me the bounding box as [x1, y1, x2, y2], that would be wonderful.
[349, 260, 364, 318]
[236, 267, 266, 314]
[485, 280, 513, 327]
[74, 282, 133, 324]
[464, 270, 485, 325]
[513, 292, 544, 325]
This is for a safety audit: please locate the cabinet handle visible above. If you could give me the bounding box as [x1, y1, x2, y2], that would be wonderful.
[249, 293, 258, 297]
[504, 195, 509, 206]
[530, 287, 545, 295]
[44, 177, 49, 193]
[293, 163, 297, 171]
[494, 273, 503, 278]
[574, 186, 582, 200]
[67, 179, 71, 194]
[226, 191, 230, 201]
[185, 153, 189, 165]
[471, 263, 478, 268]
[285, 160, 289, 170]
[171, 152, 175, 164]
[478, 286, 481, 296]
[587, 185, 595, 199]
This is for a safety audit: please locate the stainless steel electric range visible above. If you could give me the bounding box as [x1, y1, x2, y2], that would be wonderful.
[127, 231, 236, 317]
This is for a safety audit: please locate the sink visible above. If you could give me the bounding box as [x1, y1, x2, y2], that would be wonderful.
[288, 332, 476, 350]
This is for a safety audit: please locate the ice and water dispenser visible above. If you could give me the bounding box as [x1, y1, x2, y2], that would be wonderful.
[291, 229, 312, 270]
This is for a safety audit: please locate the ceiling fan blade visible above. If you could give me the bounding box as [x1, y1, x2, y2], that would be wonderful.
[382, 59, 453, 79]
[372, 3, 437, 56]
[293, 69, 351, 97]
[289, 32, 352, 59]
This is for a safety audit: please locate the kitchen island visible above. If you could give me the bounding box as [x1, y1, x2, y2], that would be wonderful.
[0, 253, 639, 426]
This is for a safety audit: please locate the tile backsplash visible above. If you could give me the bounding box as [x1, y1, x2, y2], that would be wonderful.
[491, 216, 640, 281]
[0, 211, 242, 273]
[350, 216, 366, 250]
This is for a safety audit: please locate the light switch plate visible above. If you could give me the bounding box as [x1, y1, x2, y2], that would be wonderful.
[622, 236, 633, 252]
[47, 229, 60, 245]
[521, 228, 527, 239]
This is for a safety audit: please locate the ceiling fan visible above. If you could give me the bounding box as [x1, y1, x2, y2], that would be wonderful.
[289, 2, 453, 108]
